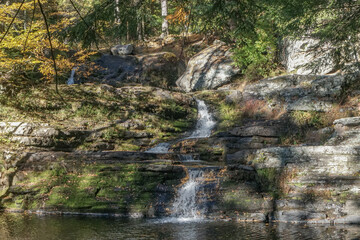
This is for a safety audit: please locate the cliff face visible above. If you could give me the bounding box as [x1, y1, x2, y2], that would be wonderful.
[1, 44, 360, 224]
[0, 84, 196, 217]
[189, 73, 360, 223]
[0, 150, 185, 217]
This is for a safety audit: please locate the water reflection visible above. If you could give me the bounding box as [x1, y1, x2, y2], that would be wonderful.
[0, 213, 359, 240]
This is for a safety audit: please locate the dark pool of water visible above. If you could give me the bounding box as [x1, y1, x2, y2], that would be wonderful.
[0, 213, 359, 240]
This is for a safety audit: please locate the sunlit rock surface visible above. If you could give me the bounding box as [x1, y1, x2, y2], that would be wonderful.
[176, 41, 240, 92]
[243, 73, 359, 112]
[280, 38, 335, 75]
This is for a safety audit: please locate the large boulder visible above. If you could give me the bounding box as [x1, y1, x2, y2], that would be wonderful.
[280, 37, 360, 75]
[111, 44, 134, 55]
[280, 37, 336, 75]
[242, 73, 359, 112]
[176, 41, 240, 92]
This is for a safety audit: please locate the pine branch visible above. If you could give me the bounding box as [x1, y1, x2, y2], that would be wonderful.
[68, 0, 100, 49]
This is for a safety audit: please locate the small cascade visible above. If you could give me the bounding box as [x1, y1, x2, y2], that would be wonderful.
[172, 169, 205, 220]
[145, 142, 170, 153]
[178, 154, 195, 161]
[67, 67, 77, 85]
[188, 99, 216, 139]
[145, 99, 215, 153]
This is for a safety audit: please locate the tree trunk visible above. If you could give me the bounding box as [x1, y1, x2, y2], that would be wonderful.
[115, 0, 120, 24]
[160, 0, 168, 38]
[126, 21, 130, 41]
[142, 14, 145, 39]
[137, 14, 142, 41]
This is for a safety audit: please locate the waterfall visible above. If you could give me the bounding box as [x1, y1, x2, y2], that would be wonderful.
[67, 67, 77, 85]
[178, 154, 196, 162]
[172, 169, 204, 221]
[188, 99, 216, 139]
[145, 99, 216, 153]
[149, 99, 217, 222]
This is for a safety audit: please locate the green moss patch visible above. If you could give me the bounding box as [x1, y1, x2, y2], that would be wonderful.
[0, 84, 196, 150]
[2, 162, 184, 215]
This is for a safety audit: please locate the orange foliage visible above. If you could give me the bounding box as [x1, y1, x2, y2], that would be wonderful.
[167, 7, 189, 24]
[0, 0, 97, 88]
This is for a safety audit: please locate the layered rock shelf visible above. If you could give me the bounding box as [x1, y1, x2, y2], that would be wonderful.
[1, 39, 360, 225]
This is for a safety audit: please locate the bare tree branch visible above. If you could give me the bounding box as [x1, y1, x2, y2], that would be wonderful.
[37, 0, 65, 102]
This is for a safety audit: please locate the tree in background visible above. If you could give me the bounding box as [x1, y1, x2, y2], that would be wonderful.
[268, 0, 360, 70]
[2, 0, 360, 90]
[160, 0, 168, 38]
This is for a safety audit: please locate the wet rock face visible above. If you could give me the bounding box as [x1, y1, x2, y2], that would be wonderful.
[96, 52, 184, 88]
[0, 151, 186, 217]
[176, 42, 240, 92]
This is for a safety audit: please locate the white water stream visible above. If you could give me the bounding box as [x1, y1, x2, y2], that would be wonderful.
[146, 99, 216, 154]
[146, 99, 216, 222]
[188, 99, 216, 139]
[171, 169, 205, 221]
[145, 142, 171, 153]
[67, 67, 77, 85]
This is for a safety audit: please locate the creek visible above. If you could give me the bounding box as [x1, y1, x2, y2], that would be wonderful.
[0, 213, 359, 240]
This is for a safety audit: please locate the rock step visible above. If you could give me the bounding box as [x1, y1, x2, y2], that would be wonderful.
[327, 117, 360, 145]
[12, 151, 183, 171]
[242, 73, 360, 112]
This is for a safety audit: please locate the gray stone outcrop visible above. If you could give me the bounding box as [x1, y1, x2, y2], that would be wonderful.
[327, 117, 360, 145]
[280, 37, 336, 75]
[0, 122, 59, 147]
[176, 41, 240, 92]
[243, 73, 359, 111]
[96, 52, 184, 87]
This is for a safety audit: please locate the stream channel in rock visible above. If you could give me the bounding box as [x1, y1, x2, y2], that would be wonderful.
[147, 98, 218, 222]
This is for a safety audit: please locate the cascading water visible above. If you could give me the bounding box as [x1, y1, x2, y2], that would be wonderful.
[67, 67, 77, 85]
[147, 99, 217, 222]
[178, 154, 197, 162]
[169, 99, 217, 221]
[146, 99, 215, 154]
[171, 169, 204, 221]
[174, 98, 216, 162]
[188, 99, 216, 139]
[145, 142, 170, 153]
